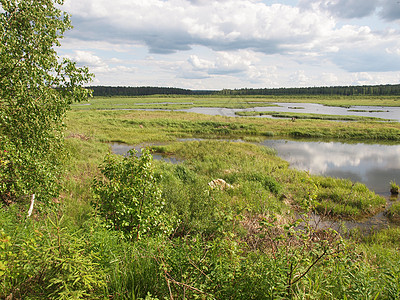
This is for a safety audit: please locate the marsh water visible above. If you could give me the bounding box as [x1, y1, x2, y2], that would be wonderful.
[260, 139, 400, 197]
[111, 138, 400, 231]
[106, 102, 400, 121]
[111, 139, 400, 197]
[260, 139, 400, 231]
[178, 103, 400, 121]
[110, 142, 182, 164]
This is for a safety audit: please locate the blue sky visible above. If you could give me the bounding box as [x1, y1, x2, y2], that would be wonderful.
[59, 0, 400, 89]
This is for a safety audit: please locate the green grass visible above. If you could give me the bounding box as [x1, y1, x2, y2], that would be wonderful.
[1, 134, 395, 299]
[388, 201, 400, 222]
[148, 140, 386, 221]
[66, 109, 400, 143]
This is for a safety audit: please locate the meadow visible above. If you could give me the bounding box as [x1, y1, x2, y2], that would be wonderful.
[2, 95, 400, 299]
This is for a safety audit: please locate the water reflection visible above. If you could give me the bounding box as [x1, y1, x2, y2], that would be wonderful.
[110, 143, 181, 164]
[111, 140, 400, 196]
[260, 140, 400, 196]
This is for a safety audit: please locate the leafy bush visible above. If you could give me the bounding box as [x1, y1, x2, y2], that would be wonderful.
[92, 149, 175, 240]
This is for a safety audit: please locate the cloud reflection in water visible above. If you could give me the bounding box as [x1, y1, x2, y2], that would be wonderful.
[260, 140, 400, 195]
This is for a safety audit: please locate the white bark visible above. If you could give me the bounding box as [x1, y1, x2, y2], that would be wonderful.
[27, 194, 35, 217]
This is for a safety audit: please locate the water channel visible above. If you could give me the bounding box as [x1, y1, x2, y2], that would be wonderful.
[260, 139, 400, 197]
[177, 103, 400, 121]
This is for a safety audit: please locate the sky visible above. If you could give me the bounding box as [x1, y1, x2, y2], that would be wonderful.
[59, 0, 400, 90]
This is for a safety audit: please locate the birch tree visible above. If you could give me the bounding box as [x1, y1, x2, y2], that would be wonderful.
[0, 0, 92, 209]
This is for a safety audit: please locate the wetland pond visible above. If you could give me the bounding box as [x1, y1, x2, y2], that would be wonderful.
[111, 139, 400, 231]
[261, 139, 400, 231]
[177, 103, 400, 121]
[260, 139, 400, 198]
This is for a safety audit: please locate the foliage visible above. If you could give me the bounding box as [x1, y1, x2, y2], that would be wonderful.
[105, 214, 368, 299]
[0, 0, 92, 206]
[92, 149, 175, 240]
[0, 208, 106, 299]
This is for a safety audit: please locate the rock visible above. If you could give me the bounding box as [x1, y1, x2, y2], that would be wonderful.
[208, 179, 233, 190]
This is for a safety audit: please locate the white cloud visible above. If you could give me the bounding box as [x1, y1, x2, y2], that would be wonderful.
[300, 0, 400, 21]
[290, 70, 309, 86]
[57, 0, 400, 88]
[69, 51, 104, 67]
[63, 0, 340, 55]
[188, 55, 215, 71]
[299, 0, 377, 19]
[63, 50, 137, 75]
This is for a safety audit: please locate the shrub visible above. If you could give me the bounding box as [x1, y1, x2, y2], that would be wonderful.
[92, 149, 175, 240]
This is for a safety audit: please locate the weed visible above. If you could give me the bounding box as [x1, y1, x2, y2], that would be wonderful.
[390, 181, 399, 195]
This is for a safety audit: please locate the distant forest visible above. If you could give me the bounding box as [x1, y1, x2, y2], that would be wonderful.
[87, 86, 214, 96]
[88, 84, 400, 97]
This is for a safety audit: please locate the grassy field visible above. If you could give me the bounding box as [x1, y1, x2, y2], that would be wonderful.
[2, 95, 400, 299]
[66, 109, 400, 144]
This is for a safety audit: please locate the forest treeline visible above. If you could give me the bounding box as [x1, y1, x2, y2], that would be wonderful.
[88, 86, 214, 96]
[88, 84, 400, 97]
[221, 84, 400, 96]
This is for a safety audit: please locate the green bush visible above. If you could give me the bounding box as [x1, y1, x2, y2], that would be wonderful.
[92, 149, 176, 240]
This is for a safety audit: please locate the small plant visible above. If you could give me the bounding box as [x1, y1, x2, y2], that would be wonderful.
[388, 201, 400, 223]
[0, 212, 106, 299]
[390, 181, 399, 195]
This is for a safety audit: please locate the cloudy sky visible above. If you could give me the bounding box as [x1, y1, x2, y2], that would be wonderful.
[59, 0, 400, 90]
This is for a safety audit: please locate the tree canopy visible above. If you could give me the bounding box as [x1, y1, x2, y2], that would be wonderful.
[0, 0, 92, 206]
